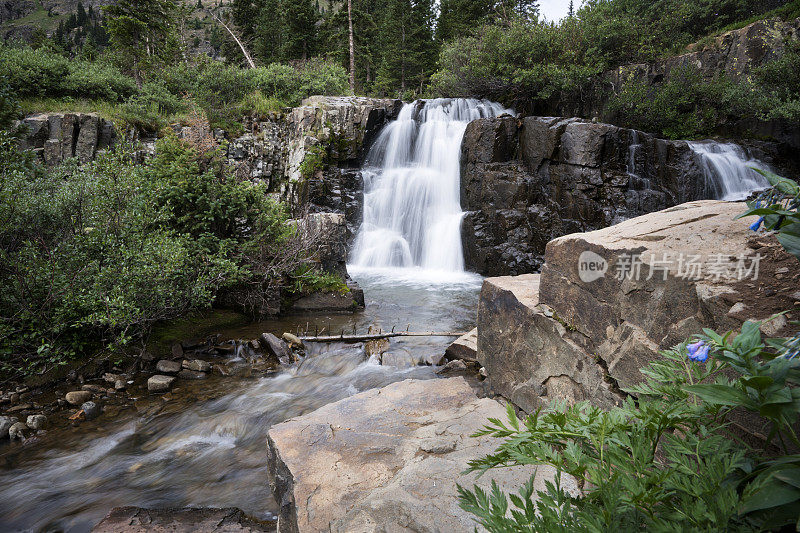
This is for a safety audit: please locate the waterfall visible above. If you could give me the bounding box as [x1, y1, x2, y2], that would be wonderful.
[687, 141, 770, 201]
[350, 98, 512, 272]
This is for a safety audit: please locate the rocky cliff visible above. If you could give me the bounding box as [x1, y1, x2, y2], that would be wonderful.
[477, 200, 799, 440]
[460, 115, 786, 277]
[18, 113, 116, 165]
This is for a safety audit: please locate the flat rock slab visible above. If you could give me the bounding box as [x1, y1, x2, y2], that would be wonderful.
[267, 377, 570, 532]
[92, 506, 274, 532]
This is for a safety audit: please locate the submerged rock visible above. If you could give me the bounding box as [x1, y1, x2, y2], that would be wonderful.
[182, 359, 211, 372]
[0, 416, 18, 438]
[156, 360, 181, 374]
[267, 377, 575, 532]
[81, 401, 101, 420]
[92, 506, 274, 532]
[25, 414, 47, 430]
[147, 375, 176, 393]
[8, 421, 28, 440]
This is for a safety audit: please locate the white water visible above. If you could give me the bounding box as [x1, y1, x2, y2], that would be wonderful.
[349, 98, 512, 273]
[688, 141, 770, 201]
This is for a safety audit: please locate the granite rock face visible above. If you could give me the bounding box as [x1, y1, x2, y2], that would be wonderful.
[460, 116, 707, 276]
[478, 200, 800, 438]
[267, 377, 576, 533]
[18, 113, 116, 165]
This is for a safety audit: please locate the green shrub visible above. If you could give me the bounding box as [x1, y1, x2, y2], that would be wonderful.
[249, 58, 349, 107]
[62, 60, 138, 101]
[289, 264, 349, 295]
[118, 82, 186, 131]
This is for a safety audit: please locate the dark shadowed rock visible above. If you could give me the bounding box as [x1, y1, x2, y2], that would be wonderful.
[92, 506, 274, 532]
[260, 333, 292, 363]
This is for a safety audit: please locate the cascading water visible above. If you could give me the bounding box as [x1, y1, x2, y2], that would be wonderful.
[688, 141, 770, 201]
[349, 98, 512, 272]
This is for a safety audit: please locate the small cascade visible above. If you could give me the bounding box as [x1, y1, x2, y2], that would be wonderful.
[626, 130, 650, 189]
[349, 98, 513, 272]
[687, 141, 770, 201]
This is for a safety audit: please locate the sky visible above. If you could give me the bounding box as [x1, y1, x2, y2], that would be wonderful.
[539, 0, 581, 22]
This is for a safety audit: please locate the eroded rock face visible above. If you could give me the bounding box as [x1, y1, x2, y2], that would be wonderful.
[19, 113, 116, 165]
[92, 506, 274, 532]
[461, 116, 705, 276]
[478, 200, 800, 438]
[267, 377, 576, 533]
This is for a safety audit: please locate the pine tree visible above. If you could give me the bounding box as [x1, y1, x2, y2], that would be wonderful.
[283, 0, 319, 60]
[437, 0, 493, 42]
[568, 0, 574, 17]
[375, 0, 436, 95]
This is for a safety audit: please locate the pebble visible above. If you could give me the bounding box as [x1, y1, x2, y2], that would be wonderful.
[26, 414, 47, 430]
[8, 422, 28, 440]
[9, 392, 19, 405]
[156, 360, 181, 374]
[115, 379, 127, 390]
[81, 384, 105, 393]
[65, 390, 92, 405]
[103, 373, 122, 383]
[182, 359, 211, 372]
[148, 375, 176, 392]
[0, 416, 17, 438]
[81, 401, 101, 420]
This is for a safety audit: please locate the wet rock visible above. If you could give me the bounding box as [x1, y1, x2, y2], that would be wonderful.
[379, 352, 418, 368]
[282, 332, 304, 348]
[81, 401, 101, 420]
[81, 384, 106, 393]
[92, 506, 274, 532]
[0, 416, 17, 438]
[156, 360, 181, 374]
[8, 422, 28, 440]
[171, 343, 184, 359]
[147, 375, 176, 393]
[435, 359, 468, 375]
[267, 377, 576, 532]
[25, 414, 46, 430]
[177, 369, 207, 380]
[103, 373, 122, 383]
[260, 333, 292, 363]
[65, 390, 92, 405]
[114, 379, 127, 390]
[182, 359, 211, 372]
[9, 392, 19, 405]
[7, 404, 32, 413]
[444, 328, 478, 362]
[423, 353, 446, 366]
[364, 338, 390, 358]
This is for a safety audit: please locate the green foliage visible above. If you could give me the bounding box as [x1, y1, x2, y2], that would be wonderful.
[299, 144, 327, 181]
[0, 77, 21, 130]
[0, 45, 137, 100]
[0, 131, 295, 380]
[740, 170, 800, 262]
[289, 264, 349, 295]
[117, 81, 187, 131]
[459, 319, 800, 531]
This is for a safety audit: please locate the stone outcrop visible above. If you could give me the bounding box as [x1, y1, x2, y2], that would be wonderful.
[267, 377, 576, 533]
[478, 200, 799, 438]
[18, 113, 116, 165]
[461, 116, 709, 276]
[226, 113, 289, 189]
[92, 506, 273, 532]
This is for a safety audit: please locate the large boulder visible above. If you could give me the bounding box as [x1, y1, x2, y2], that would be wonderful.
[267, 377, 575, 532]
[92, 506, 273, 532]
[19, 113, 116, 165]
[478, 200, 799, 439]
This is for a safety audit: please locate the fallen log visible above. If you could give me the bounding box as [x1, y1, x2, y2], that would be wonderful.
[298, 331, 468, 343]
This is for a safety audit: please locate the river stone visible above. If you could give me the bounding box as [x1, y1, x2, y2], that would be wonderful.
[115, 379, 127, 390]
[82, 401, 101, 420]
[177, 369, 207, 380]
[379, 351, 417, 368]
[92, 506, 274, 532]
[260, 333, 292, 363]
[147, 375, 176, 393]
[65, 390, 92, 405]
[267, 377, 576, 532]
[444, 328, 478, 362]
[182, 359, 211, 372]
[281, 332, 304, 348]
[8, 421, 28, 440]
[156, 359, 181, 374]
[0, 416, 17, 438]
[26, 414, 47, 430]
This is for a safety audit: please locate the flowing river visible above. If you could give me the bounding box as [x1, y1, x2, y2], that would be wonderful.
[0, 271, 482, 532]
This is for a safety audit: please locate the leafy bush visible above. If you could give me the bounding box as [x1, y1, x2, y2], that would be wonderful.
[118, 82, 187, 131]
[249, 58, 349, 107]
[0, 77, 20, 130]
[62, 59, 138, 101]
[0, 126, 298, 380]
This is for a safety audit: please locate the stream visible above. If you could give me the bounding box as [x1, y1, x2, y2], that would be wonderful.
[0, 269, 482, 532]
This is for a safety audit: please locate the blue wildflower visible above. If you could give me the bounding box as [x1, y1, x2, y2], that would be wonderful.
[692, 345, 711, 363]
[687, 340, 704, 355]
[749, 217, 764, 232]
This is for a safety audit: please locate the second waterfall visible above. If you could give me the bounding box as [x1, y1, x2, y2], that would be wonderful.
[350, 99, 512, 272]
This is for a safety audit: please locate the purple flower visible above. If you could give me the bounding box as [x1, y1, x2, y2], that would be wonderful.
[749, 217, 764, 232]
[687, 341, 710, 362]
